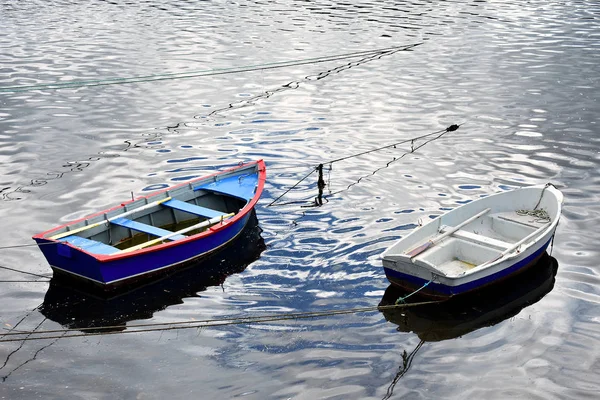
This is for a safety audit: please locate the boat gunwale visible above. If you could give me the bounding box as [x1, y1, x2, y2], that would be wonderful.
[32, 160, 266, 262]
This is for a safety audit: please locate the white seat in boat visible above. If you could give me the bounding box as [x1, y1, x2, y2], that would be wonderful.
[439, 226, 511, 250]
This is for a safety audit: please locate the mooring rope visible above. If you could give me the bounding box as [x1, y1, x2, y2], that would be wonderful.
[0, 316, 45, 370]
[267, 124, 461, 207]
[326, 125, 457, 165]
[0, 264, 52, 279]
[324, 125, 460, 200]
[395, 277, 434, 304]
[266, 168, 318, 207]
[0, 44, 421, 93]
[383, 339, 425, 400]
[0, 300, 445, 343]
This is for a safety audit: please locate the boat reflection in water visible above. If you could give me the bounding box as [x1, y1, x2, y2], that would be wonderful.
[379, 252, 558, 342]
[40, 211, 265, 333]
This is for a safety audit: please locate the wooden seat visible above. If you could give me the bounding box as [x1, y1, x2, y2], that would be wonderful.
[59, 235, 119, 255]
[111, 217, 186, 241]
[440, 226, 511, 250]
[162, 199, 224, 219]
[115, 212, 235, 254]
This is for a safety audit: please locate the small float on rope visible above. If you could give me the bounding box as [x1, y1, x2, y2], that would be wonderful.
[33, 160, 266, 290]
[381, 183, 563, 299]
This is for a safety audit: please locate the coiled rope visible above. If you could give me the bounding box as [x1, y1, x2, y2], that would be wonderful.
[516, 182, 553, 222]
[516, 209, 550, 222]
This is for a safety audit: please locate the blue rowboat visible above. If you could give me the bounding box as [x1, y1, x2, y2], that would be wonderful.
[39, 211, 266, 331]
[33, 160, 266, 289]
[381, 184, 563, 299]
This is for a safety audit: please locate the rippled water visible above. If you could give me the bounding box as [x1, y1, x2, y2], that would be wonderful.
[1, 0, 599, 398]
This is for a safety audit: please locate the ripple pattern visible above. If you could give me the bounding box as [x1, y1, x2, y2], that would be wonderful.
[1, 0, 600, 399]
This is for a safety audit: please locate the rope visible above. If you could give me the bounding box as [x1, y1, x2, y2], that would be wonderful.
[383, 339, 425, 400]
[324, 125, 459, 199]
[516, 183, 552, 222]
[533, 183, 551, 210]
[0, 265, 52, 279]
[267, 124, 461, 207]
[516, 209, 550, 222]
[0, 300, 443, 343]
[327, 125, 457, 165]
[0, 303, 42, 340]
[266, 168, 317, 207]
[395, 277, 434, 304]
[0, 44, 421, 93]
[0, 317, 45, 371]
[1, 333, 62, 383]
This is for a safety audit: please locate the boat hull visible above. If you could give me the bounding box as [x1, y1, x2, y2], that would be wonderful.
[35, 211, 252, 289]
[33, 160, 266, 290]
[380, 252, 559, 340]
[383, 235, 553, 299]
[39, 212, 266, 328]
[381, 184, 563, 299]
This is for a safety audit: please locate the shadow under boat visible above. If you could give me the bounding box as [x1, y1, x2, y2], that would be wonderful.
[379, 252, 559, 342]
[39, 211, 266, 333]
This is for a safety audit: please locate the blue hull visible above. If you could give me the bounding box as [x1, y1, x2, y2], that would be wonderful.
[383, 237, 552, 298]
[35, 212, 250, 287]
[33, 160, 266, 289]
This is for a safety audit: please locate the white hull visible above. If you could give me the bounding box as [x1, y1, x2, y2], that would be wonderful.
[381, 184, 563, 297]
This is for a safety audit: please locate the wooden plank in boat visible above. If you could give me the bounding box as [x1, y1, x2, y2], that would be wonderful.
[439, 226, 511, 250]
[162, 199, 223, 219]
[115, 212, 235, 254]
[50, 197, 172, 240]
[59, 236, 119, 255]
[405, 208, 491, 257]
[111, 217, 186, 241]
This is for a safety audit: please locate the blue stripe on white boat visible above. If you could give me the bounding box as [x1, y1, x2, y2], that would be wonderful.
[383, 237, 552, 296]
[59, 235, 119, 255]
[111, 217, 186, 241]
[162, 199, 223, 219]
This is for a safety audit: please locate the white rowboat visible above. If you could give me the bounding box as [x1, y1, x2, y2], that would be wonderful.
[381, 184, 563, 298]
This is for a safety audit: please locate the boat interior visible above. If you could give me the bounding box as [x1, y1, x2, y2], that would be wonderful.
[386, 187, 561, 278]
[48, 184, 247, 256]
[414, 210, 551, 277]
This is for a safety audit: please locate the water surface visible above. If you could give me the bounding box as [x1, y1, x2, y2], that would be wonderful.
[1, 1, 599, 399]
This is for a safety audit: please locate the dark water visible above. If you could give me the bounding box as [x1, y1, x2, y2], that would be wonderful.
[1, 0, 599, 398]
